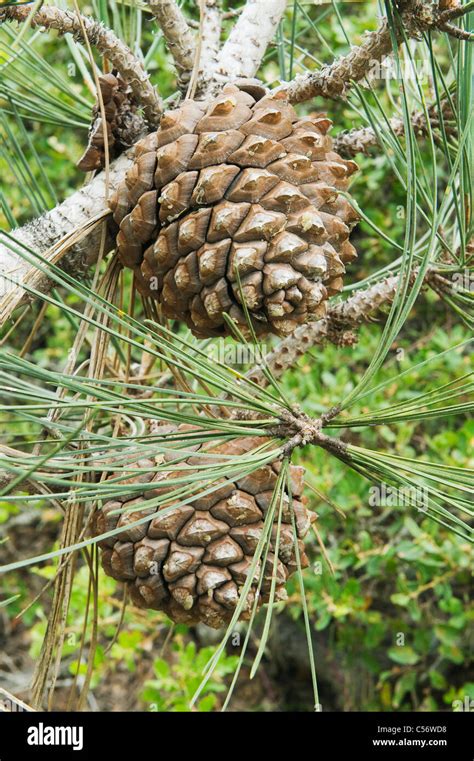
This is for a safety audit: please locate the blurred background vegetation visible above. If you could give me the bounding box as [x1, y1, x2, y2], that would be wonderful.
[0, 0, 472, 712]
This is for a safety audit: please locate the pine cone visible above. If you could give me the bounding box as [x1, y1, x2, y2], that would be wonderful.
[93, 431, 314, 628]
[77, 72, 143, 172]
[109, 82, 359, 337]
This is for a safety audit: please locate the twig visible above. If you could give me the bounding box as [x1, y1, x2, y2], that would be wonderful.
[196, 0, 222, 97]
[213, 0, 287, 86]
[284, 19, 397, 103]
[0, 688, 35, 713]
[247, 274, 407, 387]
[0, 4, 162, 126]
[72, 0, 111, 191]
[272, 407, 348, 459]
[334, 100, 456, 158]
[185, 0, 204, 100]
[247, 263, 465, 389]
[147, 0, 196, 91]
[334, 119, 405, 158]
[0, 152, 132, 325]
[439, 1, 474, 21]
[439, 21, 474, 41]
[283, 0, 474, 105]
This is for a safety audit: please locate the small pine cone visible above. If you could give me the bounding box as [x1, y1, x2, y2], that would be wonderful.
[93, 431, 314, 628]
[109, 82, 359, 337]
[77, 72, 143, 171]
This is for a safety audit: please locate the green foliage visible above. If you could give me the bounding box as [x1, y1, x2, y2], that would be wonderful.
[282, 325, 473, 711]
[142, 637, 238, 712]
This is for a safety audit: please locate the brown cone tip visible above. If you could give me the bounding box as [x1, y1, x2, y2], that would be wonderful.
[93, 428, 314, 629]
[109, 82, 359, 337]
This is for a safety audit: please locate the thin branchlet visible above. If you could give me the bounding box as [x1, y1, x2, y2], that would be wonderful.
[0, 4, 162, 125]
[334, 100, 456, 158]
[146, 0, 196, 91]
[245, 266, 461, 389]
[283, 0, 473, 105]
[268, 408, 349, 460]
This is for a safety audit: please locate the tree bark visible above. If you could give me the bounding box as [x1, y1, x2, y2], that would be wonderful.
[0, 153, 131, 324]
[146, 0, 196, 90]
[213, 0, 287, 86]
[196, 0, 223, 97]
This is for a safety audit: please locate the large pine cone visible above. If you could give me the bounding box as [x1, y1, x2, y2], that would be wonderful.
[93, 433, 313, 628]
[110, 82, 359, 337]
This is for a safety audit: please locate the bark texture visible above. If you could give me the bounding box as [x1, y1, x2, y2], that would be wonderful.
[196, 0, 223, 97]
[334, 100, 455, 158]
[0, 153, 132, 323]
[147, 0, 196, 90]
[214, 0, 287, 85]
[285, 21, 396, 103]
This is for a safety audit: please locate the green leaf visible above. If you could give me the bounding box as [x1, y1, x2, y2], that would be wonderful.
[197, 695, 216, 712]
[390, 593, 410, 607]
[429, 671, 447, 690]
[393, 671, 417, 708]
[388, 646, 420, 665]
[153, 659, 170, 678]
[435, 625, 460, 647]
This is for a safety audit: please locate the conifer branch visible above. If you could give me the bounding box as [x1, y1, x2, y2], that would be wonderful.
[146, 0, 196, 91]
[213, 0, 287, 85]
[0, 153, 132, 324]
[246, 270, 454, 387]
[334, 100, 456, 157]
[0, 4, 162, 126]
[246, 276, 399, 387]
[196, 0, 223, 97]
[284, 0, 473, 104]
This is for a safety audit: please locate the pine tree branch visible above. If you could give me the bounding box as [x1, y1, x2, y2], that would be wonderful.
[283, 0, 474, 105]
[247, 263, 468, 388]
[0, 153, 132, 325]
[333, 120, 405, 158]
[0, 4, 162, 126]
[284, 17, 397, 103]
[246, 274, 407, 387]
[334, 100, 456, 157]
[213, 0, 287, 86]
[272, 408, 348, 460]
[0, 1, 467, 327]
[146, 0, 196, 90]
[196, 0, 222, 97]
[440, 1, 474, 20]
[439, 21, 474, 41]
